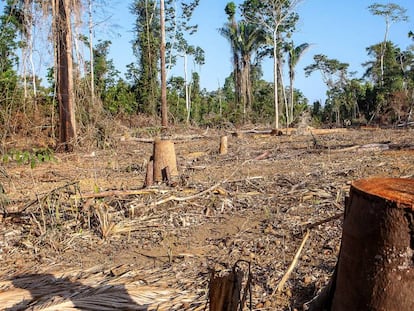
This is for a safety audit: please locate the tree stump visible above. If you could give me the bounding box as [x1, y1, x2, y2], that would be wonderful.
[143, 158, 154, 188]
[209, 269, 243, 311]
[219, 136, 228, 155]
[320, 178, 414, 311]
[152, 138, 178, 183]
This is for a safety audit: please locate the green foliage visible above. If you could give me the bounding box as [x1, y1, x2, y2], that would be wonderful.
[2, 148, 55, 168]
[103, 79, 136, 114]
[130, 0, 160, 115]
[0, 1, 20, 102]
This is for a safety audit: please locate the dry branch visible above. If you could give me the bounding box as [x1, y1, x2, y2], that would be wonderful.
[303, 213, 343, 230]
[72, 188, 168, 200]
[276, 229, 310, 293]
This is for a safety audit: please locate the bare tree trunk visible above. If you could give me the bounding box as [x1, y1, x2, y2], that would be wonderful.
[273, 30, 279, 130]
[278, 61, 288, 127]
[54, 0, 77, 151]
[289, 71, 294, 126]
[184, 53, 190, 123]
[240, 67, 247, 123]
[160, 0, 168, 128]
[88, 0, 95, 109]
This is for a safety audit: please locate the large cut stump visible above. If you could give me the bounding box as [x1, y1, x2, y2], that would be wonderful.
[331, 178, 414, 311]
[152, 138, 178, 183]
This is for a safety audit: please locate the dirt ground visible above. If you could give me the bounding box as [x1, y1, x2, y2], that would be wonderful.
[0, 127, 413, 310]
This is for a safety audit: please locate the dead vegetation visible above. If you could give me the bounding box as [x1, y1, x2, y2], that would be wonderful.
[0, 126, 413, 310]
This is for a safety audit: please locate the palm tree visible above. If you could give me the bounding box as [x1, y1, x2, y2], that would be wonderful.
[286, 42, 309, 125]
[238, 21, 266, 121]
[220, 4, 266, 122]
[221, 2, 241, 112]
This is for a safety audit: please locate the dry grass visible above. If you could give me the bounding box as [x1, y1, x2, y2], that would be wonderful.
[0, 127, 413, 310]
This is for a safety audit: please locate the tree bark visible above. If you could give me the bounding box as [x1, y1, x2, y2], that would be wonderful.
[152, 138, 178, 183]
[307, 177, 414, 311]
[219, 136, 228, 155]
[209, 269, 243, 311]
[160, 0, 168, 127]
[54, 0, 76, 152]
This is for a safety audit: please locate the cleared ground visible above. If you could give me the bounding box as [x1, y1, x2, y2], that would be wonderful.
[0, 127, 413, 310]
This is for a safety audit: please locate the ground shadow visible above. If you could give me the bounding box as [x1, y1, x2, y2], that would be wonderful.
[5, 273, 147, 311]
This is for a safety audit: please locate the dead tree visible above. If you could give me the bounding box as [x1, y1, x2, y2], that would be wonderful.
[306, 177, 414, 311]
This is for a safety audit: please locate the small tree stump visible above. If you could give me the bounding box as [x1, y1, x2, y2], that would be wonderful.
[209, 269, 243, 311]
[152, 138, 178, 183]
[330, 178, 414, 311]
[143, 158, 154, 188]
[219, 136, 228, 155]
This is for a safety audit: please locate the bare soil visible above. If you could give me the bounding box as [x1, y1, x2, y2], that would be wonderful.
[0, 127, 413, 310]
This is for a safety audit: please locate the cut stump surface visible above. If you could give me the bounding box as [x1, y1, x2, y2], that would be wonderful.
[331, 177, 414, 311]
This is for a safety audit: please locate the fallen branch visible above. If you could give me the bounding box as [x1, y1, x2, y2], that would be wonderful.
[72, 188, 169, 200]
[303, 212, 343, 230]
[147, 181, 224, 208]
[276, 229, 311, 293]
[132, 160, 254, 210]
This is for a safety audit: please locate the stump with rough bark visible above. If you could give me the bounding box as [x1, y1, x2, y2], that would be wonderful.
[152, 138, 178, 184]
[306, 177, 414, 311]
[219, 136, 228, 155]
[209, 269, 243, 311]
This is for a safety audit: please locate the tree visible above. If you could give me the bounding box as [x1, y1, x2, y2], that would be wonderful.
[130, 0, 160, 116]
[286, 41, 309, 125]
[0, 1, 20, 101]
[52, 0, 77, 151]
[221, 2, 241, 113]
[160, 0, 167, 127]
[363, 41, 413, 124]
[368, 3, 408, 87]
[241, 0, 303, 129]
[305, 54, 350, 125]
[220, 3, 266, 123]
[165, 0, 203, 124]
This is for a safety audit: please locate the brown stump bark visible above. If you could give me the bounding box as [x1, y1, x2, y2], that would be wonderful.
[143, 158, 154, 188]
[219, 136, 228, 155]
[209, 269, 243, 311]
[308, 178, 414, 311]
[152, 138, 178, 183]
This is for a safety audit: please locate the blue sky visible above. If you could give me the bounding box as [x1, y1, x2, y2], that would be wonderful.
[1, 1, 413, 104]
[106, 0, 414, 104]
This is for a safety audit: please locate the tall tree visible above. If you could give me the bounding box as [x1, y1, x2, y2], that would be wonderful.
[238, 21, 266, 121]
[160, 0, 168, 127]
[305, 54, 350, 125]
[368, 3, 408, 86]
[220, 3, 266, 123]
[222, 2, 241, 111]
[241, 0, 302, 129]
[130, 0, 160, 115]
[0, 1, 20, 95]
[165, 0, 203, 124]
[52, 0, 77, 151]
[286, 41, 309, 125]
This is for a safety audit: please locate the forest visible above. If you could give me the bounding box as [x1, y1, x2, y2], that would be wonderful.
[0, 0, 413, 152]
[0, 1, 414, 310]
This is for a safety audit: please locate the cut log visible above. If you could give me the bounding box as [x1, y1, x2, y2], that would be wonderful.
[219, 136, 228, 155]
[152, 138, 178, 183]
[306, 177, 414, 311]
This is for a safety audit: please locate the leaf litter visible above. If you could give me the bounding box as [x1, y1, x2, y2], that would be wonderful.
[0, 127, 413, 310]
